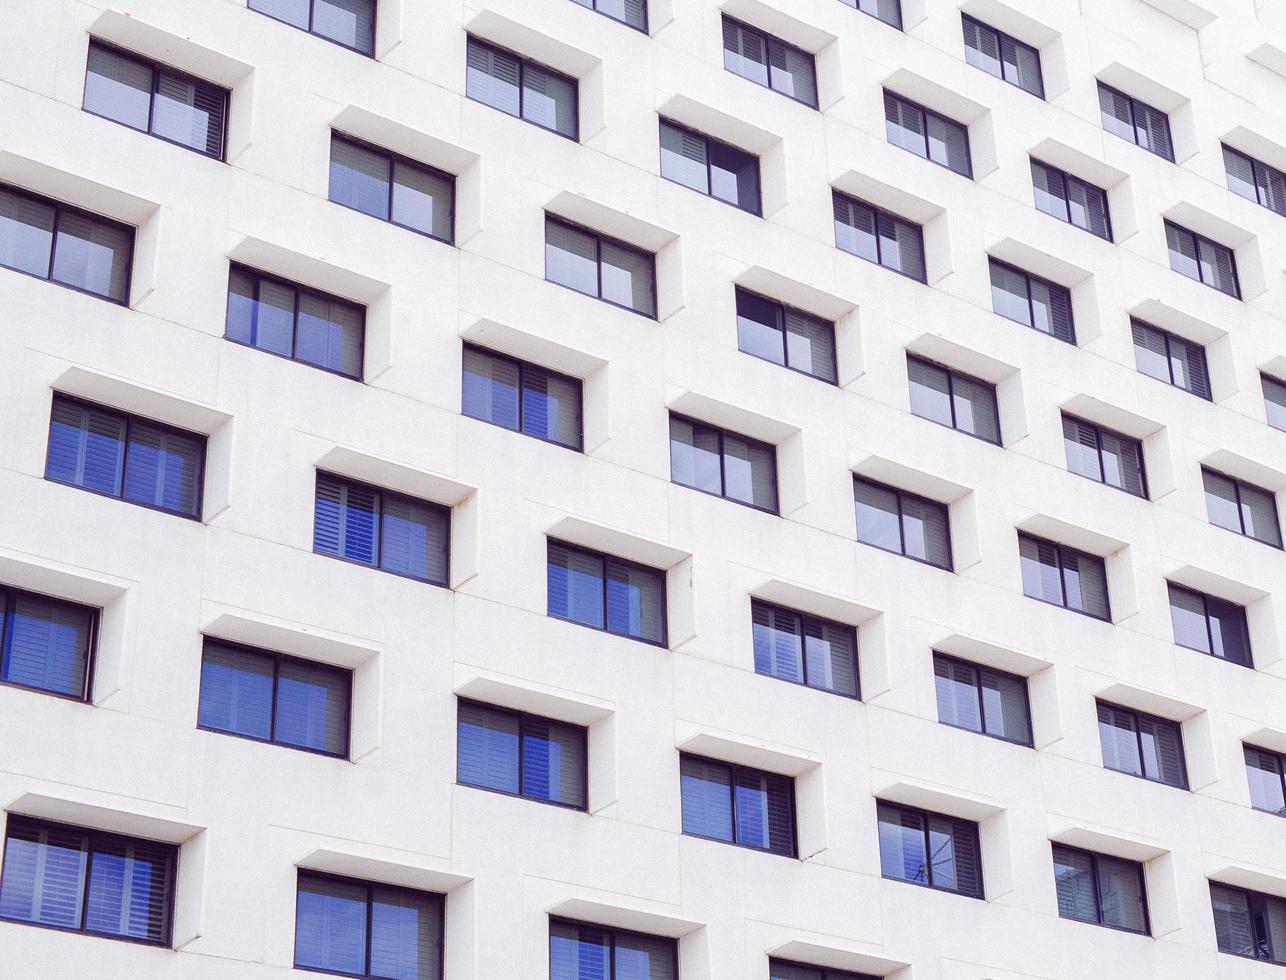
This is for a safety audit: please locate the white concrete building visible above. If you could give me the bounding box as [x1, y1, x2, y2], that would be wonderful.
[0, 0, 1284, 976]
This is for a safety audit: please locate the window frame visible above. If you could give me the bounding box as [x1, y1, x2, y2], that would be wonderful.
[931, 651, 1033, 747]
[292, 869, 445, 979]
[196, 636, 352, 760]
[465, 36, 580, 142]
[1097, 82, 1173, 161]
[82, 38, 230, 161]
[905, 354, 1002, 445]
[461, 342, 584, 451]
[0, 814, 179, 948]
[720, 14, 818, 108]
[0, 585, 99, 704]
[247, 0, 377, 57]
[455, 698, 589, 811]
[1129, 318, 1211, 400]
[44, 392, 207, 521]
[328, 131, 456, 245]
[876, 800, 985, 899]
[225, 263, 367, 381]
[988, 257, 1076, 344]
[1095, 700, 1189, 790]
[832, 189, 927, 283]
[961, 14, 1044, 98]
[734, 287, 838, 384]
[1164, 220, 1241, 299]
[1201, 467, 1282, 549]
[1210, 880, 1286, 964]
[548, 917, 680, 978]
[543, 214, 658, 320]
[769, 959, 879, 980]
[1061, 413, 1148, 499]
[0, 181, 135, 306]
[1029, 158, 1112, 241]
[658, 117, 763, 216]
[1052, 843, 1151, 936]
[750, 598, 861, 700]
[1166, 582, 1253, 668]
[839, 0, 903, 31]
[883, 89, 973, 178]
[1223, 143, 1286, 218]
[1263, 373, 1286, 431]
[668, 412, 779, 515]
[312, 470, 452, 587]
[1017, 533, 1111, 622]
[546, 538, 669, 648]
[853, 476, 953, 571]
[1243, 743, 1286, 818]
[678, 752, 799, 858]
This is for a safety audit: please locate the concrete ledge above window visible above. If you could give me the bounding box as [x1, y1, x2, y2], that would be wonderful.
[832, 168, 949, 283]
[675, 728, 820, 778]
[959, 0, 1067, 96]
[202, 606, 379, 667]
[453, 667, 613, 727]
[1208, 864, 1286, 901]
[904, 333, 1026, 441]
[987, 238, 1096, 344]
[294, 847, 471, 895]
[1162, 201, 1262, 298]
[1199, 448, 1286, 495]
[883, 67, 997, 177]
[545, 897, 703, 939]
[1047, 822, 1168, 864]
[933, 632, 1049, 677]
[768, 940, 909, 978]
[1138, 0, 1218, 31]
[872, 776, 1004, 823]
[5, 791, 203, 846]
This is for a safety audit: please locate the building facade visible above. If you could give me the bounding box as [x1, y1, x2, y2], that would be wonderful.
[0, 0, 1284, 977]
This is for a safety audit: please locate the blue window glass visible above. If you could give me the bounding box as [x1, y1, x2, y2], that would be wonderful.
[457, 700, 586, 808]
[249, 0, 376, 55]
[313, 473, 450, 585]
[328, 134, 454, 242]
[550, 919, 676, 980]
[0, 817, 175, 945]
[462, 345, 582, 450]
[294, 872, 444, 979]
[679, 754, 795, 856]
[752, 599, 859, 697]
[877, 801, 983, 898]
[0, 587, 95, 700]
[547, 541, 665, 644]
[467, 37, 579, 140]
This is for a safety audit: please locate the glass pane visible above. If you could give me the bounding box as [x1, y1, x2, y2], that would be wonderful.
[456, 701, 520, 794]
[884, 92, 926, 158]
[708, 139, 760, 213]
[879, 212, 924, 280]
[783, 308, 836, 382]
[605, 559, 664, 643]
[1237, 481, 1281, 547]
[1166, 224, 1200, 281]
[680, 756, 733, 841]
[1131, 320, 1171, 385]
[1134, 101, 1173, 160]
[198, 641, 274, 740]
[122, 421, 203, 516]
[2, 593, 93, 698]
[248, 0, 309, 29]
[735, 289, 785, 366]
[522, 63, 577, 138]
[380, 495, 448, 584]
[907, 358, 953, 428]
[1265, 375, 1286, 431]
[0, 188, 55, 278]
[877, 803, 927, 884]
[803, 619, 858, 697]
[294, 875, 368, 975]
[668, 416, 722, 495]
[392, 161, 453, 241]
[1098, 429, 1145, 497]
[1062, 416, 1102, 483]
[767, 39, 816, 106]
[152, 71, 226, 156]
[615, 932, 677, 980]
[1001, 35, 1043, 97]
[1061, 550, 1109, 619]
[462, 347, 520, 431]
[1203, 470, 1243, 534]
[1052, 846, 1098, 923]
[466, 39, 521, 117]
[926, 814, 959, 891]
[1224, 146, 1257, 201]
[51, 211, 132, 302]
[833, 195, 878, 263]
[722, 18, 769, 87]
[963, 18, 1002, 79]
[1097, 703, 1142, 777]
[547, 543, 605, 629]
[721, 434, 776, 511]
[900, 495, 950, 568]
[1137, 715, 1185, 788]
[952, 373, 1000, 443]
[927, 112, 970, 176]
[989, 261, 1031, 326]
[1099, 85, 1135, 143]
[312, 0, 376, 54]
[855, 480, 902, 554]
[83, 44, 153, 131]
[84, 838, 171, 942]
[934, 656, 981, 733]
[521, 716, 586, 807]
[46, 398, 126, 496]
[329, 136, 390, 220]
[752, 601, 803, 684]
[1210, 884, 1256, 957]
[1206, 595, 1251, 666]
[1197, 238, 1238, 296]
[1244, 746, 1286, 815]
[550, 921, 610, 980]
[1031, 161, 1068, 222]
[228, 271, 293, 357]
[369, 887, 440, 980]
[0, 822, 88, 928]
[981, 668, 1030, 743]
[733, 769, 794, 855]
[1019, 536, 1063, 606]
[313, 476, 377, 566]
[1169, 334, 1210, 398]
[1168, 585, 1211, 654]
[275, 659, 350, 755]
[599, 240, 655, 315]
[1097, 855, 1147, 933]
[660, 122, 709, 194]
[522, 365, 582, 449]
[597, 0, 647, 30]
[296, 291, 363, 377]
[1068, 178, 1110, 239]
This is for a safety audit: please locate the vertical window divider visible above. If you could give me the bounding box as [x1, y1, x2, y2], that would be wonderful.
[362, 880, 374, 975]
[78, 837, 95, 934]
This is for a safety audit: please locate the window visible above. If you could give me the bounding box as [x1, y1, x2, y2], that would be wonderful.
[1211, 882, 1286, 964]
[1224, 144, 1286, 217]
[721, 16, 817, 107]
[225, 264, 364, 379]
[962, 15, 1043, 97]
[735, 288, 837, 383]
[546, 540, 666, 646]
[1061, 415, 1146, 498]
[771, 961, 878, 980]
[550, 919, 676, 979]
[0, 586, 95, 701]
[328, 133, 454, 244]
[832, 190, 926, 282]
[1165, 221, 1239, 298]
[83, 41, 227, 159]
[1202, 468, 1282, 547]
[570, 0, 647, 32]
[247, 0, 375, 56]
[933, 653, 1031, 746]
[906, 356, 1001, 444]
[1098, 83, 1173, 161]
[1264, 374, 1286, 431]
[293, 871, 443, 979]
[466, 37, 578, 140]
[0, 816, 176, 946]
[659, 119, 761, 215]
[854, 477, 952, 569]
[1052, 844, 1149, 934]
[877, 801, 984, 898]
[1130, 319, 1210, 399]
[1018, 534, 1109, 621]
[544, 215, 656, 317]
[1167, 583, 1252, 667]
[884, 91, 971, 177]
[462, 345, 582, 450]
[989, 258, 1075, 343]
[0, 183, 133, 304]
[669, 414, 778, 513]
[837, 0, 902, 30]
[197, 638, 350, 758]
[1096, 702, 1187, 789]
[313, 472, 450, 586]
[45, 394, 205, 519]
[752, 599, 859, 698]
[1243, 744, 1286, 817]
[456, 700, 587, 810]
[679, 754, 796, 856]
[1030, 159, 1111, 240]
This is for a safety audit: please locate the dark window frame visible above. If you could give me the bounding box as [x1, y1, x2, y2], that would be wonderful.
[832, 189, 927, 283]
[548, 917, 679, 978]
[1097, 82, 1173, 161]
[734, 287, 837, 384]
[1167, 582, 1253, 668]
[0, 814, 178, 948]
[0, 585, 98, 704]
[573, 0, 649, 33]
[544, 213, 658, 320]
[196, 636, 352, 760]
[1095, 700, 1189, 790]
[546, 538, 669, 648]
[721, 14, 818, 108]
[248, 0, 377, 57]
[1243, 743, 1286, 818]
[905, 354, 1003, 445]
[1061, 413, 1148, 499]
[884, 89, 973, 178]
[839, 0, 903, 31]
[1263, 373, 1286, 431]
[988, 257, 1076, 344]
[1017, 532, 1112, 622]
[225, 263, 366, 381]
[44, 392, 207, 521]
[658, 117, 763, 216]
[328, 131, 455, 245]
[461, 342, 584, 451]
[1201, 467, 1282, 549]
[82, 38, 230, 161]
[931, 651, 1033, 747]
[312, 471, 451, 587]
[853, 476, 954, 571]
[876, 800, 985, 899]
[679, 752, 799, 858]
[1052, 843, 1151, 936]
[455, 698, 589, 811]
[0, 181, 135, 306]
[465, 36, 580, 142]
[1223, 143, 1286, 218]
[292, 869, 445, 979]
[1210, 880, 1286, 964]
[1164, 220, 1241, 299]
[769, 959, 879, 980]
[669, 412, 779, 515]
[750, 598, 861, 700]
[1030, 158, 1112, 241]
[961, 14, 1044, 98]
[1130, 318, 1211, 400]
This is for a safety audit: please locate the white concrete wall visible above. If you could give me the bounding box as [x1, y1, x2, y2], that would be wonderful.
[0, 0, 1284, 977]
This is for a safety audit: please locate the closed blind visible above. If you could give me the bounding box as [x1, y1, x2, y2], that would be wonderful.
[294, 873, 368, 974]
[153, 70, 226, 157]
[84, 43, 152, 132]
[521, 715, 586, 807]
[1210, 884, 1255, 956]
[768, 39, 816, 106]
[380, 494, 449, 584]
[1060, 549, 1109, 620]
[392, 160, 454, 242]
[368, 886, 442, 980]
[900, 494, 951, 569]
[311, 0, 376, 54]
[1052, 846, 1097, 922]
[457, 701, 521, 794]
[46, 397, 126, 496]
[275, 657, 350, 756]
[198, 640, 274, 739]
[462, 347, 521, 431]
[934, 656, 981, 732]
[465, 38, 521, 116]
[3, 592, 93, 698]
[329, 136, 390, 220]
[679, 755, 733, 841]
[296, 290, 364, 378]
[803, 618, 858, 697]
[546, 542, 605, 628]
[605, 558, 665, 643]
[522, 63, 577, 137]
[84, 836, 172, 942]
[599, 239, 655, 315]
[782, 307, 836, 382]
[721, 433, 777, 512]
[0, 820, 89, 928]
[521, 364, 582, 449]
[122, 420, 203, 516]
[0, 187, 56, 277]
[51, 210, 133, 302]
[751, 601, 803, 683]
[1137, 713, 1186, 788]
[951, 372, 1000, 443]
